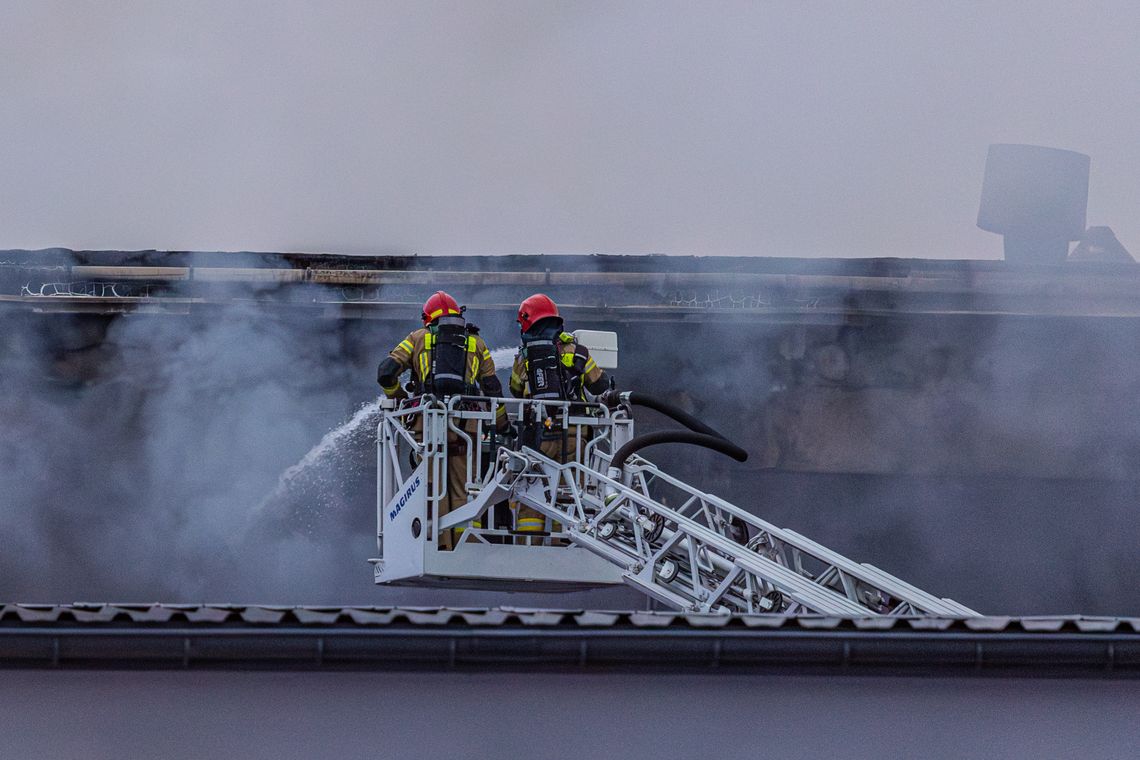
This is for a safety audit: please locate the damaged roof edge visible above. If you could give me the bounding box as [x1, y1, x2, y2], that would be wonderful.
[3, 248, 1139, 275]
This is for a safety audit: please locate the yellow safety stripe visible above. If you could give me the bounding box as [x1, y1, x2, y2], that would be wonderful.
[418, 352, 429, 382]
[516, 517, 545, 532]
[495, 405, 507, 418]
[424, 332, 435, 348]
[584, 357, 597, 373]
[455, 521, 483, 533]
[482, 349, 491, 361]
[427, 307, 461, 321]
[380, 380, 400, 396]
[397, 339, 414, 354]
[458, 336, 476, 383]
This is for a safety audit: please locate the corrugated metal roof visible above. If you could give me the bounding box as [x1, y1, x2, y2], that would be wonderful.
[3, 603, 1139, 632]
[2, 605, 1137, 676]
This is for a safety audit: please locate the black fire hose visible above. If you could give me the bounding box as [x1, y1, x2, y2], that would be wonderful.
[611, 393, 752, 545]
[610, 430, 748, 472]
[620, 391, 729, 441]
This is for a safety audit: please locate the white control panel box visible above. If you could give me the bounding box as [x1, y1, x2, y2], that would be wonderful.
[572, 329, 618, 369]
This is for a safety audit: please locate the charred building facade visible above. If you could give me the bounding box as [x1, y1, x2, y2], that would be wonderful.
[2, 249, 1139, 614]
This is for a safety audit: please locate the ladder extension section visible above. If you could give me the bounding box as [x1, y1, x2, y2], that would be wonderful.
[501, 447, 978, 617]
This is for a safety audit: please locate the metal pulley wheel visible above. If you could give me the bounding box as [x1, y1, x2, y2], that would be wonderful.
[637, 508, 665, 542]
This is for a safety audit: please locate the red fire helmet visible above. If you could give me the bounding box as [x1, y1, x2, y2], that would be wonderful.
[517, 293, 560, 332]
[422, 291, 461, 326]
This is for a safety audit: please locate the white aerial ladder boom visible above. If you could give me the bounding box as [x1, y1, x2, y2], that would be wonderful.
[371, 394, 978, 617]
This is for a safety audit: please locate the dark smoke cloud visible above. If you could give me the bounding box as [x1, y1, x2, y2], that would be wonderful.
[0, 302, 356, 601]
[2, 268, 1139, 615]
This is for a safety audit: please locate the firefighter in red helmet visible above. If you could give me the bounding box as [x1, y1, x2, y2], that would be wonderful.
[510, 293, 615, 535]
[512, 293, 612, 402]
[376, 291, 506, 549]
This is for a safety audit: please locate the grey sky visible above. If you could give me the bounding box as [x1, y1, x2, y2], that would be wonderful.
[2, 1, 1138, 257]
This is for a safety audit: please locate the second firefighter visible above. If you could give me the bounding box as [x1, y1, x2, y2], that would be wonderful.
[509, 293, 615, 535]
